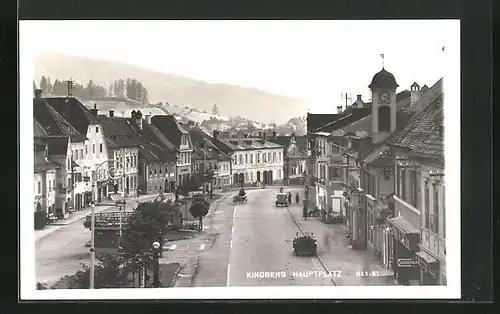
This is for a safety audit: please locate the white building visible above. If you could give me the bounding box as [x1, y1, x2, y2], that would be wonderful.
[212, 132, 284, 186]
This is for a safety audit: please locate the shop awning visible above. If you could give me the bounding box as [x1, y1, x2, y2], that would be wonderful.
[388, 215, 419, 235]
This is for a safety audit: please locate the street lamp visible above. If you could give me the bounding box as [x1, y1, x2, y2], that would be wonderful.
[89, 199, 96, 289]
[152, 241, 161, 288]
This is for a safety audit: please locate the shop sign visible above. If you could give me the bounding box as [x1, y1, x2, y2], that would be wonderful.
[398, 258, 419, 268]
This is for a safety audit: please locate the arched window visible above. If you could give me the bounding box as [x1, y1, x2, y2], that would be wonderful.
[378, 106, 391, 132]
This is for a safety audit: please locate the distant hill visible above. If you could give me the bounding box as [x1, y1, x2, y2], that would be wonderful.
[34, 52, 311, 124]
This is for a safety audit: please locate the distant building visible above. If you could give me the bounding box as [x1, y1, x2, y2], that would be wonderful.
[267, 132, 308, 186]
[212, 132, 284, 186]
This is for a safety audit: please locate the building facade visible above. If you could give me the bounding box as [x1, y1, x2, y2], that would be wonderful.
[267, 133, 308, 186]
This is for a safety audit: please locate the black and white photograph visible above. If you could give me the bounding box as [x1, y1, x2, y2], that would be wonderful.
[20, 20, 460, 299]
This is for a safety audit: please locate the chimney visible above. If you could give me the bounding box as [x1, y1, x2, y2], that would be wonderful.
[135, 110, 143, 129]
[34, 89, 42, 99]
[67, 80, 73, 98]
[258, 131, 262, 138]
[272, 131, 277, 139]
[357, 94, 362, 101]
[337, 106, 342, 114]
[144, 115, 151, 124]
[109, 110, 114, 118]
[90, 104, 98, 116]
[411, 82, 421, 106]
[213, 130, 219, 140]
[131, 110, 137, 118]
[263, 132, 267, 141]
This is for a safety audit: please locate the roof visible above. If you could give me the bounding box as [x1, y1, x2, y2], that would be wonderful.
[341, 109, 412, 136]
[268, 135, 307, 153]
[306, 113, 339, 133]
[313, 107, 372, 134]
[97, 115, 143, 149]
[33, 98, 87, 142]
[125, 119, 177, 162]
[362, 144, 392, 165]
[34, 151, 60, 172]
[33, 119, 48, 137]
[369, 68, 399, 89]
[214, 137, 284, 152]
[187, 127, 232, 161]
[42, 97, 100, 136]
[386, 93, 444, 161]
[35, 136, 69, 155]
[151, 115, 189, 148]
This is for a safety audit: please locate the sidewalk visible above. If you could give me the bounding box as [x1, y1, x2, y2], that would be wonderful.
[286, 201, 395, 285]
[34, 192, 164, 243]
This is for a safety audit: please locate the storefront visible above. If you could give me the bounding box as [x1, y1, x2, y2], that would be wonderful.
[415, 250, 440, 285]
[388, 216, 420, 285]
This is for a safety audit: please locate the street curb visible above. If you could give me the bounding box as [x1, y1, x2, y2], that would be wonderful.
[172, 256, 200, 287]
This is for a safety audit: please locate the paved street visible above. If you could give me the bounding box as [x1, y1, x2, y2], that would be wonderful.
[189, 187, 395, 287]
[35, 193, 164, 286]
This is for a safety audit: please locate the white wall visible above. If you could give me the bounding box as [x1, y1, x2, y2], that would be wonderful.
[232, 147, 284, 183]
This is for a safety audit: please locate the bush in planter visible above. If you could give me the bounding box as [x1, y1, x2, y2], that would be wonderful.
[34, 211, 46, 230]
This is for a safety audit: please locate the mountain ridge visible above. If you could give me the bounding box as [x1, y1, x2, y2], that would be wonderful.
[34, 52, 311, 123]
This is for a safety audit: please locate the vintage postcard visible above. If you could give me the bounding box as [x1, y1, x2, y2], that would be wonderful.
[19, 20, 460, 300]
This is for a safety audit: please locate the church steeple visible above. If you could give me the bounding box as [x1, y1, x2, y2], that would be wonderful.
[369, 68, 399, 144]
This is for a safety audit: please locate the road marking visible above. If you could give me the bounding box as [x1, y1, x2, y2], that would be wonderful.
[199, 244, 206, 250]
[226, 264, 231, 287]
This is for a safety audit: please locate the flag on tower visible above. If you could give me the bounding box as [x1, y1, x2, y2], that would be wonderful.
[442, 46, 445, 52]
[380, 53, 385, 59]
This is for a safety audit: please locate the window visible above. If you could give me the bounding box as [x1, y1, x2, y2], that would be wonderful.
[250, 172, 254, 181]
[256, 153, 260, 163]
[278, 169, 282, 179]
[74, 150, 78, 160]
[279, 152, 282, 162]
[331, 142, 341, 154]
[165, 165, 168, 173]
[273, 152, 276, 162]
[411, 170, 418, 208]
[378, 106, 391, 132]
[250, 154, 254, 164]
[268, 152, 271, 163]
[432, 183, 439, 233]
[95, 126, 99, 133]
[99, 143, 103, 153]
[80, 149, 83, 159]
[395, 165, 400, 195]
[93, 144, 95, 153]
[233, 156, 237, 165]
[401, 169, 406, 200]
[239, 155, 242, 164]
[37, 181, 41, 194]
[245, 154, 248, 164]
[424, 180, 430, 228]
[48, 180, 52, 191]
[263, 153, 267, 163]
[245, 173, 249, 182]
[85, 145, 88, 155]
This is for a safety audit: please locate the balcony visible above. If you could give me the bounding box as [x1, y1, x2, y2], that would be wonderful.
[393, 195, 421, 229]
[420, 228, 446, 259]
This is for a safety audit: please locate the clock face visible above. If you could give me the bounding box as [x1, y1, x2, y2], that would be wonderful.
[379, 92, 390, 104]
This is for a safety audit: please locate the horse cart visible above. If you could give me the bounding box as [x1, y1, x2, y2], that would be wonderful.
[292, 232, 317, 256]
[232, 194, 248, 204]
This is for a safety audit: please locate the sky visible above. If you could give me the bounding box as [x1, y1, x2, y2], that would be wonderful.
[21, 20, 459, 113]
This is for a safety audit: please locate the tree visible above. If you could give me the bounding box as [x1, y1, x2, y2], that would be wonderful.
[180, 173, 204, 197]
[189, 201, 209, 231]
[108, 83, 114, 96]
[120, 200, 175, 282]
[39, 76, 48, 93]
[212, 104, 219, 115]
[47, 77, 52, 94]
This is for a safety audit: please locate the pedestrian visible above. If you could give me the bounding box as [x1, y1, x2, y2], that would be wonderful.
[295, 193, 300, 204]
[323, 232, 331, 252]
[302, 203, 308, 220]
[279, 186, 284, 193]
[288, 192, 292, 204]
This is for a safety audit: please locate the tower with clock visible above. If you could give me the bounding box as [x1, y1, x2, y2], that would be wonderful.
[368, 68, 399, 144]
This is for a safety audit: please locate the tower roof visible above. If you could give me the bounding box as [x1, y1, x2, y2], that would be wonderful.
[369, 68, 399, 89]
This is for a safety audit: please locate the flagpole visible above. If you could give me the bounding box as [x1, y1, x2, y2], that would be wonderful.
[380, 53, 385, 68]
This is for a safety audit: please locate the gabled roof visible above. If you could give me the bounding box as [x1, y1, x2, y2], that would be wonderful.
[42, 96, 100, 135]
[187, 127, 231, 161]
[151, 115, 189, 148]
[125, 119, 177, 162]
[386, 93, 444, 161]
[33, 98, 87, 142]
[97, 115, 143, 149]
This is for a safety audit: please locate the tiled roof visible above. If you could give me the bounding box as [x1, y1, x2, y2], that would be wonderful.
[35, 136, 69, 155]
[313, 107, 372, 133]
[125, 119, 177, 162]
[386, 93, 444, 161]
[97, 115, 143, 149]
[33, 98, 87, 142]
[306, 113, 339, 133]
[404, 78, 443, 113]
[42, 97, 100, 136]
[33, 119, 48, 137]
[151, 115, 189, 148]
[362, 144, 392, 165]
[268, 135, 308, 153]
[214, 137, 283, 152]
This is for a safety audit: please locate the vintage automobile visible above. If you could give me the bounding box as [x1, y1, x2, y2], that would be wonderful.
[275, 193, 288, 207]
[292, 232, 317, 256]
[232, 194, 248, 204]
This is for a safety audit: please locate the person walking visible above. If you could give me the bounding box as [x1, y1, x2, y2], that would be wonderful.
[295, 192, 300, 204]
[302, 203, 308, 220]
[287, 192, 292, 205]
